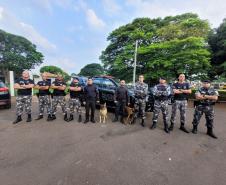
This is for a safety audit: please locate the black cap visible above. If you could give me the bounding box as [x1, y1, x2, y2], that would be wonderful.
[159, 77, 166, 80]
[72, 77, 79, 81]
[202, 79, 211, 83]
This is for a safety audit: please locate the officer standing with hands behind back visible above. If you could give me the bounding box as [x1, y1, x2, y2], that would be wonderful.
[113, 80, 130, 124]
[83, 78, 99, 124]
[134, 75, 148, 127]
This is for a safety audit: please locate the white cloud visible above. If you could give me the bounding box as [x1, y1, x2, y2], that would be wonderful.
[102, 0, 121, 15]
[30, 0, 74, 13]
[0, 6, 56, 51]
[125, 0, 226, 27]
[74, 0, 106, 29]
[85, 8, 106, 29]
[55, 57, 77, 73]
[32, 56, 77, 75]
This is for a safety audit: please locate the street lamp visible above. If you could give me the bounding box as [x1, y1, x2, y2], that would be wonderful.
[133, 40, 138, 86]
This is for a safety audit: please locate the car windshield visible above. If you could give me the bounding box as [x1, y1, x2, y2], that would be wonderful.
[113, 78, 120, 86]
[0, 82, 5, 88]
[79, 77, 87, 84]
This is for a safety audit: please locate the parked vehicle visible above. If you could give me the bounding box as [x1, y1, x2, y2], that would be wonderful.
[0, 81, 11, 109]
[92, 76, 154, 111]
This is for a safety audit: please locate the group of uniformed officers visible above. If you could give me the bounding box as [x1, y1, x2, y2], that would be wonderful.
[13, 71, 219, 139]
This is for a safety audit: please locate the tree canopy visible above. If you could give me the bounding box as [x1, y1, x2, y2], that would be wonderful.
[79, 63, 105, 77]
[208, 18, 226, 78]
[0, 29, 44, 78]
[40, 65, 71, 81]
[100, 13, 211, 83]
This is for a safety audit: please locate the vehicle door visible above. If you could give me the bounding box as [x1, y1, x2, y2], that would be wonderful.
[101, 78, 117, 106]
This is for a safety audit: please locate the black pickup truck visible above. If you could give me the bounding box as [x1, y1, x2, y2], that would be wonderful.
[91, 76, 154, 112]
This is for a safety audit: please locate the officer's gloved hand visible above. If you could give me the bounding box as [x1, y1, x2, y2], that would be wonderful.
[83, 101, 86, 105]
[96, 100, 100, 104]
[114, 101, 118, 104]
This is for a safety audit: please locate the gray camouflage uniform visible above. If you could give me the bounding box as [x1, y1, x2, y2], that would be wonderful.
[38, 95, 51, 115]
[192, 87, 219, 128]
[134, 82, 148, 120]
[51, 80, 67, 115]
[170, 82, 191, 127]
[152, 84, 171, 125]
[16, 95, 32, 116]
[15, 78, 34, 116]
[37, 80, 51, 116]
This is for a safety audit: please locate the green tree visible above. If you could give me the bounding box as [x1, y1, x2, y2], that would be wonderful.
[0, 29, 44, 80]
[208, 18, 226, 78]
[40, 65, 71, 82]
[79, 63, 105, 77]
[100, 13, 211, 82]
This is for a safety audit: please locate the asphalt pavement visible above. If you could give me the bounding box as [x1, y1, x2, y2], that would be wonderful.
[0, 99, 226, 185]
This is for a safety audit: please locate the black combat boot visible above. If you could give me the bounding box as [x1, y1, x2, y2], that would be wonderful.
[207, 127, 218, 139]
[26, 114, 32, 122]
[169, 122, 174, 131]
[51, 114, 56, 121]
[112, 117, 118, 122]
[67, 114, 74, 122]
[179, 123, 189, 133]
[91, 118, 96, 123]
[47, 114, 52, 121]
[164, 123, 170, 134]
[120, 116, 125, 124]
[192, 125, 197, 134]
[35, 115, 43, 120]
[78, 114, 82, 122]
[13, 115, 22, 124]
[140, 119, 145, 127]
[64, 114, 68, 121]
[84, 116, 89, 124]
[150, 121, 157, 130]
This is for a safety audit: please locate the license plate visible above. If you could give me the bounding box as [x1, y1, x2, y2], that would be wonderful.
[0, 92, 7, 95]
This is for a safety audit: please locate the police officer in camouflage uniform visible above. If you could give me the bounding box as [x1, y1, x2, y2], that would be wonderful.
[192, 80, 219, 139]
[13, 71, 34, 124]
[50, 74, 68, 121]
[169, 74, 191, 133]
[34, 73, 52, 121]
[67, 77, 83, 122]
[134, 75, 148, 127]
[150, 77, 171, 133]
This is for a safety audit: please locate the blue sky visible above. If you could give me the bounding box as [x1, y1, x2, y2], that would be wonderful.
[0, 0, 226, 75]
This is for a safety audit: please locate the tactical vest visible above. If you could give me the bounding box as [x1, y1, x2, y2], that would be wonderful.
[154, 84, 169, 101]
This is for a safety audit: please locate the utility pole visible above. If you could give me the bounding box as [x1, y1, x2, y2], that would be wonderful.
[133, 40, 138, 86]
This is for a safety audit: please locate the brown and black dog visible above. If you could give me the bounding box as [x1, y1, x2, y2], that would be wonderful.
[99, 103, 108, 124]
[124, 106, 135, 124]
